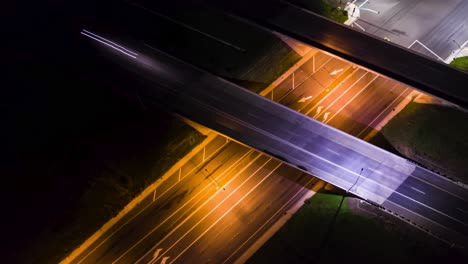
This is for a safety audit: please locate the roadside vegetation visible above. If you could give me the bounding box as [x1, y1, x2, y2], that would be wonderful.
[138, 2, 301, 93]
[450, 56, 468, 72]
[20, 3, 303, 263]
[23, 99, 205, 264]
[248, 193, 462, 264]
[290, 0, 349, 23]
[379, 102, 468, 182]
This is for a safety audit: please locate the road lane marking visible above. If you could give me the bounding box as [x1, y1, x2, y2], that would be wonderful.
[330, 68, 344, 75]
[133, 158, 275, 264]
[152, 248, 162, 260]
[306, 71, 368, 117]
[274, 56, 334, 102]
[411, 187, 426, 195]
[113, 151, 262, 263]
[316, 105, 323, 115]
[190, 90, 468, 227]
[326, 148, 340, 156]
[167, 162, 284, 264]
[298, 95, 313, 103]
[313, 73, 377, 120]
[160, 256, 170, 264]
[326, 75, 379, 124]
[223, 178, 316, 264]
[457, 208, 468, 214]
[367, 167, 383, 175]
[76, 137, 232, 263]
[356, 86, 410, 138]
[384, 199, 461, 244]
[322, 112, 330, 122]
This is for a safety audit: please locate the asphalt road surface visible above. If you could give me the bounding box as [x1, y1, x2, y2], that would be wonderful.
[70, 136, 317, 263]
[355, 0, 468, 61]
[211, 0, 468, 108]
[69, 45, 435, 263]
[77, 31, 468, 262]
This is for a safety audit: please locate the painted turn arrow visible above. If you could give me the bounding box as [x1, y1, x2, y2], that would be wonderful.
[316, 105, 323, 116]
[330, 68, 344, 75]
[298, 95, 313, 103]
[152, 248, 162, 260]
[161, 256, 170, 264]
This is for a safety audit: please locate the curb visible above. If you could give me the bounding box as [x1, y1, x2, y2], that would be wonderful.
[234, 181, 325, 264]
[60, 132, 219, 264]
[62, 43, 316, 264]
[259, 49, 319, 96]
[363, 90, 418, 142]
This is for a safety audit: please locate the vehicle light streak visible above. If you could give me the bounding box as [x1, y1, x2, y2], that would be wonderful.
[81, 29, 138, 59]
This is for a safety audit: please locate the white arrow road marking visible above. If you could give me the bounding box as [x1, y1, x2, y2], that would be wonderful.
[330, 68, 344, 75]
[322, 112, 330, 122]
[316, 105, 323, 116]
[298, 95, 313, 103]
[160, 256, 170, 264]
[152, 248, 162, 260]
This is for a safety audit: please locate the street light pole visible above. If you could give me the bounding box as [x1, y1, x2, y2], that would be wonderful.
[317, 168, 364, 261]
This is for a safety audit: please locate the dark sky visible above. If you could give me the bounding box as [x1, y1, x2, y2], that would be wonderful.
[3, 1, 145, 258]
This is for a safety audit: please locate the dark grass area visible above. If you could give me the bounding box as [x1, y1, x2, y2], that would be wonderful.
[5, 2, 204, 263]
[248, 193, 461, 264]
[289, 0, 349, 23]
[380, 102, 468, 181]
[450, 56, 468, 72]
[5, 0, 301, 262]
[124, 0, 301, 92]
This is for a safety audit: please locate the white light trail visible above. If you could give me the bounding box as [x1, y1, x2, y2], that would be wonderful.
[82, 29, 138, 56]
[80, 30, 137, 59]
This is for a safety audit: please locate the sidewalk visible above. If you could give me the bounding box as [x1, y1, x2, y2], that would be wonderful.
[444, 47, 468, 64]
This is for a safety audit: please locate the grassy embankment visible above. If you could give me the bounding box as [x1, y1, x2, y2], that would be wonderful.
[140, 3, 301, 93]
[379, 102, 468, 181]
[26, 3, 302, 263]
[248, 193, 460, 264]
[450, 56, 468, 72]
[289, 0, 349, 23]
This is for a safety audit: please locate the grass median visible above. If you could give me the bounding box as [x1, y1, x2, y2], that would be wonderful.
[450, 56, 468, 72]
[136, 2, 301, 93]
[289, 0, 349, 23]
[248, 193, 460, 264]
[19, 3, 302, 263]
[380, 102, 468, 181]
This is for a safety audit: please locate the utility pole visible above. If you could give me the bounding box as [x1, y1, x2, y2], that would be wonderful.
[317, 168, 364, 262]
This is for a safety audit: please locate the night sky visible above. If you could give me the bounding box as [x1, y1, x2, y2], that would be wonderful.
[3, 1, 151, 260]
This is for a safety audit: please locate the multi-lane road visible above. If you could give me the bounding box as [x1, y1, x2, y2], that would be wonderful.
[70, 31, 468, 264]
[266, 51, 410, 138]
[356, 0, 468, 60]
[70, 137, 318, 263]
[212, 0, 468, 108]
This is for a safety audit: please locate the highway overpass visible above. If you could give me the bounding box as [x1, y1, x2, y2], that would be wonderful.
[211, 0, 468, 109]
[82, 32, 468, 246]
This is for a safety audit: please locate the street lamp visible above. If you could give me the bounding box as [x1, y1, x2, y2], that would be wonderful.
[317, 168, 364, 260]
